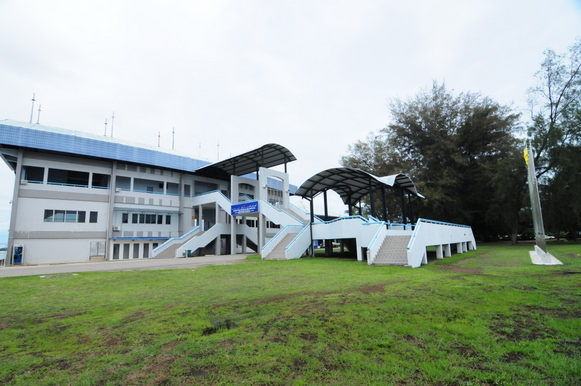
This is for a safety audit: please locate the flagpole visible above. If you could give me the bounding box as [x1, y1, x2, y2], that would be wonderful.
[524, 142, 547, 253]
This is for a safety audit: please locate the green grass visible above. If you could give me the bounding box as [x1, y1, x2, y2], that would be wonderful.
[1, 243, 580, 385]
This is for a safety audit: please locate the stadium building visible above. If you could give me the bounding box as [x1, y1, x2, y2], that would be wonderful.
[0, 119, 476, 268]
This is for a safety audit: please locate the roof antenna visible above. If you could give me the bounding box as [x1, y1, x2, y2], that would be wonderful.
[36, 104, 41, 124]
[29, 93, 36, 123]
[104, 119, 108, 136]
[111, 111, 115, 137]
[158, 131, 161, 147]
[172, 127, 175, 150]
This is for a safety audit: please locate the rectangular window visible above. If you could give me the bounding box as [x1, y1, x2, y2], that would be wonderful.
[157, 215, 163, 224]
[166, 215, 171, 225]
[54, 210, 65, 222]
[44, 209, 54, 222]
[122, 213, 129, 223]
[65, 211, 77, 223]
[139, 214, 145, 223]
[132, 213, 138, 223]
[47, 169, 89, 187]
[184, 184, 191, 197]
[44, 209, 86, 223]
[89, 211, 98, 223]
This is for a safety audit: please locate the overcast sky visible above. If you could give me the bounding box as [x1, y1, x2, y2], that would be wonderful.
[1, 0, 580, 243]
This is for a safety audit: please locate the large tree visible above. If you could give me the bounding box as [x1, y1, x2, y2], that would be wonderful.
[341, 82, 520, 240]
[527, 39, 581, 240]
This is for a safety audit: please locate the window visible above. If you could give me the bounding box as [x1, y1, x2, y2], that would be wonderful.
[127, 212, 172, 224]
[47, 169, 89, 187]
[44, 210, 86, 223]
[184, 184, 191, 197]
[44, 210, 54, 222]
[92, 173, 110, 189]
[22, 166, 44, 184]
[89, 211, 98, 223]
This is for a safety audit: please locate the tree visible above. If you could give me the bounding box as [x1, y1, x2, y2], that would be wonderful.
[341, 82, 521, 240]
[528, 38, 581, 174]
[527, 39, 581, 240]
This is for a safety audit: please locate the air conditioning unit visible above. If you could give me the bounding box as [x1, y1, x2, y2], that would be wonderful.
[20, 180, 28, 185]
[115, 188, 121, 192]
[113, 226, 120, 231]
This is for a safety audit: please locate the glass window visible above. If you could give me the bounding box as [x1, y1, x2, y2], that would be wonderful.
[54, 210, 65, 222]
[167, 182, 179, 195]
[132, 214, 138, 223]
[65, 211, 77, 223]
[44, 209, 54, 222]
[122, 213, 129, 223]
[78, 211, 86, 223]
[184, 184, 191, 197]
[166, 215, 171, 225]
[89, 211, 98, 223]
[157, 215, 163, 224]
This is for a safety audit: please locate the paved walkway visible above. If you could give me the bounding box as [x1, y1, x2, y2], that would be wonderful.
[0, 254, 251, 278]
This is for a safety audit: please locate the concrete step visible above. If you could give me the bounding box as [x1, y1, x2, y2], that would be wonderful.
[373, 235, 411, 266]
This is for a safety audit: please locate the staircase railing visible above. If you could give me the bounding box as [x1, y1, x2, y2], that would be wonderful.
[152, 226, 201, 257]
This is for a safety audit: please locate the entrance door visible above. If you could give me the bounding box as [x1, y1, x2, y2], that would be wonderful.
[13, 245, 23, 264]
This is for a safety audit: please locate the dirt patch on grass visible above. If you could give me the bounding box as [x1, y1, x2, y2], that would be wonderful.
[564, 254, 581, 258]
[451, 345, 479, 358]
[490, 311, 558, 341]
[439, 265, 483, 274]
[500, 351, 526, 363]
[359, 283, 385, 293]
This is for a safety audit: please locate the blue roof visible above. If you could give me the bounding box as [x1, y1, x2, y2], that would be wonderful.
[0, 120, 210, 172]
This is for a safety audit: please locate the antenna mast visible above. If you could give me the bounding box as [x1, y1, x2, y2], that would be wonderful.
[29, 93, 36, 123]
[111, 111, 115, 137]
[36, 105, 41, 124]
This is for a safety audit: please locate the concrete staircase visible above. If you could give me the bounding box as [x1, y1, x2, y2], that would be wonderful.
[372, 235, 411, 265]
[154, 231, 206, 259]
[264, 233, 297, 260]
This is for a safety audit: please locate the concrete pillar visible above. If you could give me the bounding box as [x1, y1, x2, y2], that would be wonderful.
[422, 250, 428, 264]
[457, 242, 463, 253]
[436, 244, 443, 260]
[445, 244, 452, 257]
[230, 215, 236, 255]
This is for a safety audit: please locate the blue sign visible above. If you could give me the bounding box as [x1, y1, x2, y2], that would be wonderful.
[231, 201, 259, 215]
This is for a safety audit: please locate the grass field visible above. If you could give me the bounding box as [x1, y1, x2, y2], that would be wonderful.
[0, 243, 580, 385]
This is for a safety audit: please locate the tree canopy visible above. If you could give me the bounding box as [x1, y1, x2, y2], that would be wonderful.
[342, 40, 581, 242]
[341, 82, 520, 239]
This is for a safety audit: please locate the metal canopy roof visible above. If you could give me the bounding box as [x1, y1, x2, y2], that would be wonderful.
[295, 167, 423, 206]
[195, 143, 296, 180]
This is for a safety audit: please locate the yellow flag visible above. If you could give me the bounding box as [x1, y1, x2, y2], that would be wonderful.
[523, 147, 529, 165]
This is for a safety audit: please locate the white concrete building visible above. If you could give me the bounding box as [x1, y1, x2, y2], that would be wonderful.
[1, 119, 476, 268]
